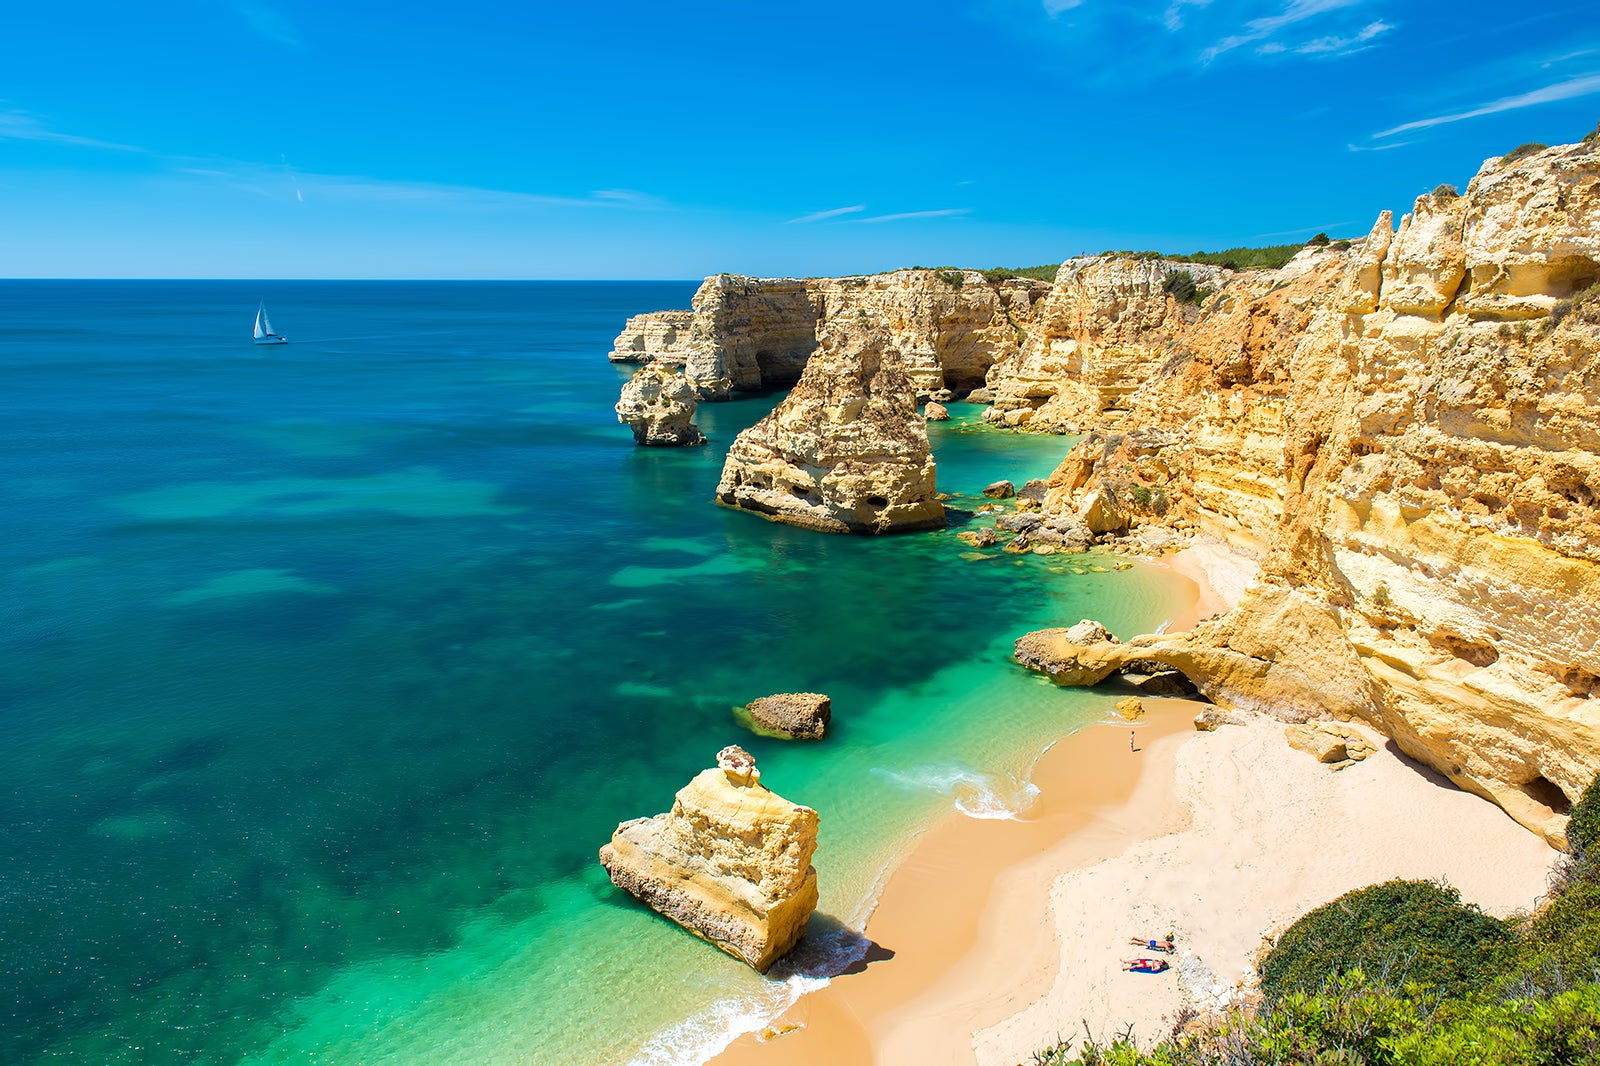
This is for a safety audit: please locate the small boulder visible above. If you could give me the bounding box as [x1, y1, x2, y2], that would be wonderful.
[983, 480, 1017, 499]
[1077, 488, 1127, 535]
[924, 401, 950, 422]
[1065, 619, 1116, 645]
[740, 693, 832, 740]
[957, 527, 998, 548]
[1114, 696, 1144, 720]
[1018, 479, 1050, 503]
[1285, 723, 1347, 763]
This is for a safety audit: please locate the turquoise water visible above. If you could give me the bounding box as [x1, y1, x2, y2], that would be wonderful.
[0, 281, 1187, 1064]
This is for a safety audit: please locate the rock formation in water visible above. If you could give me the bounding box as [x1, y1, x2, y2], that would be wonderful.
[715, 320, 945, 534]
[740, 692, 831, 740]
[614, 364, 706, 446]
[609, 270, 1048, 401]
[1006, 136, 1600, 844]
[598, 745, 819, 972]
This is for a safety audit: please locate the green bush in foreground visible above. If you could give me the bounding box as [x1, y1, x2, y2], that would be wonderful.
[1260, 880, 1512, 999]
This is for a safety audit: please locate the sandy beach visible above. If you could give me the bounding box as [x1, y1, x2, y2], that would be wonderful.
[712, 544, 1557, 1066]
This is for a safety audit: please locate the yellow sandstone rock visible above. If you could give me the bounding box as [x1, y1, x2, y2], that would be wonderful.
[598, 746, 819, 972]
[1115, 696, 1144, 720]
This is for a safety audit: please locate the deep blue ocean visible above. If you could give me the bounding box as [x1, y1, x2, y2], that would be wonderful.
[0, 281, 1187, 1064]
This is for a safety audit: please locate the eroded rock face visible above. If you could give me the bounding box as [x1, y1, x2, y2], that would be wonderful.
[614, 364, 706, 446]
[598, 746, 819, 972]
[1011, 136, 1600, 844]
[715, 322, 945, 534]
[607, 271, 1048, 400]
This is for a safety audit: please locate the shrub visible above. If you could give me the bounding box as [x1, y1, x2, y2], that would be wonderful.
[1372, 582, 1391, 608]
[1162, 270, 1200, 306]
[1585, 122, 1600, 146]
[1551, 281, 1600, 328]
[982, 264, 1060, 283]
[1433, 183, 1461, 199]
[1502, 142, 1548, 164]
[1260, 880, 1512, 1000]
[1308, 232, 1331, 246]
[1331, 239, 1352, 251]
[933, 268, 965, 289]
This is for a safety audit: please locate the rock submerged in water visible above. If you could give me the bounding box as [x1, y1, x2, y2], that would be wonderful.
[739, 692, 831, 740]
[615, 364, 706, 446]
[598, 746, 819, 973]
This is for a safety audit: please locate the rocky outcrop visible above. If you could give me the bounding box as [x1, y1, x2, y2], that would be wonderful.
[740, 693, 831, 740]
[598, 746, 819, 973]
[614, 364, 706, 446]
[715, 321, 945, 534]
[610, 270, 1049, 400]
[1012, 137, 1600, 844]
[982, 257, 1233, 431]
[610, 310, 697, 365]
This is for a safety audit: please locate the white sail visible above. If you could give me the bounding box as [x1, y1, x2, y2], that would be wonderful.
[253, 303, 287, 344]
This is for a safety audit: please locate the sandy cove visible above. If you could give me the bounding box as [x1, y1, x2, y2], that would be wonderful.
[712, 544, 1556, 1066]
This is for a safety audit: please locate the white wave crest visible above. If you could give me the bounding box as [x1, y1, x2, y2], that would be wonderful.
[629, 923, 874, 1065]
[873, 764, 1040, 820]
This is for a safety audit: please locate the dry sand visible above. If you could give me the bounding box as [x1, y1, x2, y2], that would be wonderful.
[711, 545, 1557, 1066]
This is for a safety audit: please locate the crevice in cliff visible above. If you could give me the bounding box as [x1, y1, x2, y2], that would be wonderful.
[1519, 774, 1572, 818]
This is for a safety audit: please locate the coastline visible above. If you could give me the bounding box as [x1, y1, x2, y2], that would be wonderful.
[711, 541, 1556, 1065]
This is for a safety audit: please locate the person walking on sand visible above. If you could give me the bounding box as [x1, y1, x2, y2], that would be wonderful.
[1130, 730, 1136, 753]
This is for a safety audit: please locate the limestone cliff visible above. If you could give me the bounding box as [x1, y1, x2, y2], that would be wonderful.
[599, 746, 819, 973]
[1013, 137, 1600, 844]
[609, 270, 1047, 401]
[715, 318, 945, 534]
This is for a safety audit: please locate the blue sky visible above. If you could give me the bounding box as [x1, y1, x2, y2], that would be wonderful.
[3, 0, 1598, 278]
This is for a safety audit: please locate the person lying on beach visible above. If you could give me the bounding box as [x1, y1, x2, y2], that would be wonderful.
[1121, 958, 1170, 974]
[1129, 936, 1175, 952]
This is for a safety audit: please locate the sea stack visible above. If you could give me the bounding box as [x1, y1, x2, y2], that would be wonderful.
[614, 364, 706, 446]
[598, 746, 819, 972]
[715, 320, 945, 533]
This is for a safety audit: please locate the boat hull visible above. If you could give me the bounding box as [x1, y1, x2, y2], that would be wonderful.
[254, 337, 289, 346]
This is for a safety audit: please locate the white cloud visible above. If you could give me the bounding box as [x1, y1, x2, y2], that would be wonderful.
[785, 204, 867, 224]
[1201, 0, 1365, 62]
[0, 109, 145, 152]
[1375, 71, 1600, 138]
[855, 208, 970, 224]
[1293, 19, 1390, 54]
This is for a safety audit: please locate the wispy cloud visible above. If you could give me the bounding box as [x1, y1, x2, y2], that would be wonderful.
[590, 188, 667, 208]
[1201, 0, 1377, 62]
[1281, 19, 1390, 55]
[856, 208, 970, 224]
[1042, 0, 1085, 13]
[1252, 220, 1356, 237]
[1347, 139, 1412, 152]
[0, 109, 146, 153]
[785, 204, 866, 225]
[1375, 71, 1600, 138]
[235, 2, 301, 47]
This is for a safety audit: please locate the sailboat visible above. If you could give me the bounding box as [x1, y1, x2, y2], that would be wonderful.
[253, 302, 288, 346]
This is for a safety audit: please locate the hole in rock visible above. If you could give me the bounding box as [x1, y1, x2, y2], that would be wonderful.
[1434, 633, 1500, 668]
[865, 495, 889, 510]
[1520, 775, 1571, 817]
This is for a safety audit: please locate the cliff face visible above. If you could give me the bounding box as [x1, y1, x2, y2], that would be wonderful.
[609, 270, 1048, 401]
[715, 319, 945, 534]
[1018, 139, 1600, 843]
[599, 746, 819, 973]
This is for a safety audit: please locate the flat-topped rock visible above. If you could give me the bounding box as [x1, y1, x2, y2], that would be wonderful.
[599, 746, 819, 972]
[740, 692, 831, 740]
